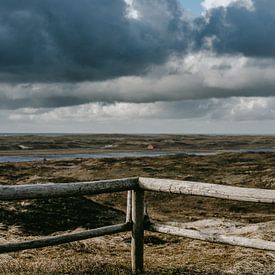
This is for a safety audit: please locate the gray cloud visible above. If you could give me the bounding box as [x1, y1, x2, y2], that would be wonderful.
[0, 0, 274, 85]
[0, 0, 275, 115]
[7, 97, 275, 124]
[0, 0, 189, 83]
[1, 53, 275, 109]
[195, 0, 275, 57]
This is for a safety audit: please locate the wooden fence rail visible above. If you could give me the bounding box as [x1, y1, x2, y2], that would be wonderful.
[0, 177, 274, 274]
[0, 177, 139, 200]
[147, 223, 275, 252]
[139, 177, 275, 203]
[0, 223, 131, 254]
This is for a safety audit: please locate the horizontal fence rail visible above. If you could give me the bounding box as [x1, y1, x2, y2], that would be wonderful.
[147, 223, 275, 251]
[0, 177, 138, 200]
[0, 223, 131, 254]
[0, 176, 274, 274]
[139, 177, 275, 203]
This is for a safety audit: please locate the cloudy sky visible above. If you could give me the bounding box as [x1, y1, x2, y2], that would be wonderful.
[0, 0, 275, 134]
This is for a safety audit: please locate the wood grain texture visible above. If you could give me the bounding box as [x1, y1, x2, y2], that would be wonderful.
[126, 190, 132, 223]
[131, 189, 144, 274]
[0, 223, 131, 254]
[139, 177, 275, 203]
[148, 223, 275, 251]
[0, 177, 138, 200]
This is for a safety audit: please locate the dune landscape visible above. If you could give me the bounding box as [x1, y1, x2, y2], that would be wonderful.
[0, 134, 274, 274]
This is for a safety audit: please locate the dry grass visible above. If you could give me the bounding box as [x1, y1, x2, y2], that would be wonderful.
[1, 233, 274, 274]
[0, 147, 274, 274]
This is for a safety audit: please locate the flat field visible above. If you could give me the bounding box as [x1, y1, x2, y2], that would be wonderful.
[0, 133, 275, 153]
[0, 134, 274, 274]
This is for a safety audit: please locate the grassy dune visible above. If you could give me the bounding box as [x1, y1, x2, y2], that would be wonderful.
[0, 135, 274, 274]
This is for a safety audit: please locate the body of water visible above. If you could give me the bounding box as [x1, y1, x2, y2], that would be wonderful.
[0, 151, 215, 163]
[0, 149, 274, 163]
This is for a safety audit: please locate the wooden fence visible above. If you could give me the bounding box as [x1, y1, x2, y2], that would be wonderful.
[0, 177, 274, 274]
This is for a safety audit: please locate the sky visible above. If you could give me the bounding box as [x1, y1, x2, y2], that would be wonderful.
[0, 0, 275, 134]
[180, 0, 203, 15]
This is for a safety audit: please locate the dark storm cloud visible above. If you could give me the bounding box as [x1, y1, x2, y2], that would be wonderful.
[0, 0, 275, 84]
[0, 94, 88, 109]
[0, 0, 189, 83]
[1, 0, 275, 111]
[195, 0, 275, 57]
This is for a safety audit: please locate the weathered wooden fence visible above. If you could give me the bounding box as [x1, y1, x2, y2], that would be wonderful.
[0, 177, 274, 274]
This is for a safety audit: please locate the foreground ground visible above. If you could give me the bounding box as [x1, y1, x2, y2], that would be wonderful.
[0, 135, 274, 274]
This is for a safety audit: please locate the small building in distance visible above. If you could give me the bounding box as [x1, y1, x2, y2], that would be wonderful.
[147, 144, 158, 150]
[18, 145, 31, 150]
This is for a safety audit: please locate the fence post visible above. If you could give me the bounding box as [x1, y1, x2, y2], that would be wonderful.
[131, 189, 144, 274]
[126, 190, 132, 223]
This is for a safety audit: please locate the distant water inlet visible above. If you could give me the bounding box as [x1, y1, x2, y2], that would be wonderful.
[0, 149, 274, 163]
[0, 151, 211, 163]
